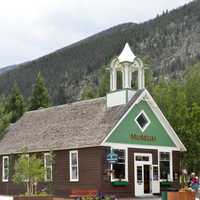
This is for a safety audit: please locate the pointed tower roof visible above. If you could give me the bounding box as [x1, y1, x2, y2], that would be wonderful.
[118, 43, 136, 63]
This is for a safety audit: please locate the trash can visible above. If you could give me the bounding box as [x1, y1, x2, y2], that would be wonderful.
[161, 191, 168, 200]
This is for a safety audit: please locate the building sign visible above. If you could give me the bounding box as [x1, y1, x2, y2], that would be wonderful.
[129, 133, 156, 142]
[106, 151, 118, 164]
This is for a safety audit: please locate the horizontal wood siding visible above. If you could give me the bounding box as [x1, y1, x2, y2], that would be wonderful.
[0, 147, 102, 197]
[53, 147, 102, 197]
[172, 151, 181, 182]
[0, 147, 180, 198]
[100, 147, 158, 198]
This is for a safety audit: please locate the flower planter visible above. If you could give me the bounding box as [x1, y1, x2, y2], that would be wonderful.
[111, 181, 128, 186]
[14, 196, 53, 200]
[167, 191, 195, 200]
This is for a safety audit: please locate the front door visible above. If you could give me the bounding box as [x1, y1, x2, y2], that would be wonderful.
[144, 165, 150, 194]
[134, 153, 152, 196]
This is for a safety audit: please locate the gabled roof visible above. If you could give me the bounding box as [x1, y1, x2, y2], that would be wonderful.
[101, 89, 186, 152]
[0, 89, 186, 155]
[0, 97, 125, 155]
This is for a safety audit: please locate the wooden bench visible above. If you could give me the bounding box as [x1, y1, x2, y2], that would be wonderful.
[69, 189, 98, 199]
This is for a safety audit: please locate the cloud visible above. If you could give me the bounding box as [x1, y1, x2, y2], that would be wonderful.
[0, 0, 192, 68]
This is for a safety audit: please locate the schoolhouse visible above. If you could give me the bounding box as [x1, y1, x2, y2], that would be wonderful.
[0, 43, 186, 198]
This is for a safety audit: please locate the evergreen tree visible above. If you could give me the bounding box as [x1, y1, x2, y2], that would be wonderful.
[81, 85, 97, 100]
[7, 83, 25, 123]
[97, 66, 110, 97]
[185, 63, 200, 106]
[0, 95, 12, 138]
[29, 72, 50, 110]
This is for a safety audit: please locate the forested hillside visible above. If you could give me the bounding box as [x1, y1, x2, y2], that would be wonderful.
[1, 0, 200, 104]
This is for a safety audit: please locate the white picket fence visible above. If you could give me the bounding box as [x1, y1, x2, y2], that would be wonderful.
[0, 195, 13, 200]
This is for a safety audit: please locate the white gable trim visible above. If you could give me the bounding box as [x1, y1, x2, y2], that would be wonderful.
[103, 142, 179, 151]
[101, 89, 186, 152]
[101, 90, 146, 144]
[144, 90, 186, 151]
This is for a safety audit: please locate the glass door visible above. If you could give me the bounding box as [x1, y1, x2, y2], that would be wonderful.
[152, 165, 160, 193]
[135, 164, 144, 196]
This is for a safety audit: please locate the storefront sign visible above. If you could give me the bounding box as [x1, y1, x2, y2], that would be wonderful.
[106, 151, 118, 164]
[129, 133, 156, 142]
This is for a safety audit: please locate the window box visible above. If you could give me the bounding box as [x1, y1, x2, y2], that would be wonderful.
[160, 181, 172, 187]
[111, 181, 128, 186]
[160, 181, 180, 192]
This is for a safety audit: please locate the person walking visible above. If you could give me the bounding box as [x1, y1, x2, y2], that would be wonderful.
[190, 173, 199, 192]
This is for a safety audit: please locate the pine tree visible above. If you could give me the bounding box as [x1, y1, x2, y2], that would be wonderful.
[7, 83, 25, 123]
[0, 95, 12, 137]
[29, 72, 50, 110]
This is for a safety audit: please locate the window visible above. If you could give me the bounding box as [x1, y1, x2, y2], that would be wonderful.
[44, 153, 52, 182]
[111, 149, 127, 181]
[153, 166, 159, 181]
[135, 111, 150, 131]
[69, 151, 79, 182]
[160, 152, 171, 180]
[137, 166, 143, 183]
[2, 156, 9, 182]
[136, 156, 149, 161]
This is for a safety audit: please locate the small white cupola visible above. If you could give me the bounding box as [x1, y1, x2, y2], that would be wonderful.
[107, 43, 145, 108]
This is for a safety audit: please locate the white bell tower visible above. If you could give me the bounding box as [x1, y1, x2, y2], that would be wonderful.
[107, 43, 145, 108]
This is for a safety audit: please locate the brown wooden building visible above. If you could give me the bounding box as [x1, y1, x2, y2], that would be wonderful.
[0, 43, 186, 198]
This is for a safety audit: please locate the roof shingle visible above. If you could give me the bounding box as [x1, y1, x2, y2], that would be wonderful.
[0, 90, 144, 155]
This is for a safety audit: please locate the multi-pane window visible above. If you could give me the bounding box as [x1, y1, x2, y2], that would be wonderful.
[135, 111, 150, 131]
[111, 149, 126, 180]
[44, 153, 52, 182]
[69, 151, 79, 182]
[2, 156, 9, 182]
[160, 152, 171, 180]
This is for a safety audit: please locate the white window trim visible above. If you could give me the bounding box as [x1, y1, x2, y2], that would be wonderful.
[2, 156, 9, 182]
[110, 147, 128, 182]
[44, 153, 53, 182]
[134, 153, 152, 164]
[159, 150, 173, 182]
[135, 110, 151, 132]
[69, 150, 79, 182]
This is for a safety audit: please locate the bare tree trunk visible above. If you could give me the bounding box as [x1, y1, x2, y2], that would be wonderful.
[31, 180, 34, 195]
[35, 181, 37, 195]
[26, 182, 29, 195]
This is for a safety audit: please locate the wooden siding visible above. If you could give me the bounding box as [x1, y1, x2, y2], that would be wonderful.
[0, 147, 180, 198]
[99, 147, 158, 197]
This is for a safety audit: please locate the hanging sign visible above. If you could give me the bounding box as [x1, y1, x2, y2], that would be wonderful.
[106, 151, 118, 164]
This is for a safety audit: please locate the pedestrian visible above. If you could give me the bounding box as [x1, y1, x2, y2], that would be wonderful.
[190, 173, 199, 192]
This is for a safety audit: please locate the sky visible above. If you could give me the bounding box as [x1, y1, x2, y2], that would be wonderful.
[0, 0, 192, 68]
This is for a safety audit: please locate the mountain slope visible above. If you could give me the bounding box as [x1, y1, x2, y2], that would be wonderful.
[0, 0, 200, 104]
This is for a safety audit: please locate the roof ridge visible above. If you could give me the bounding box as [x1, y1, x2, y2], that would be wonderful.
[24, 96, 106, 115]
